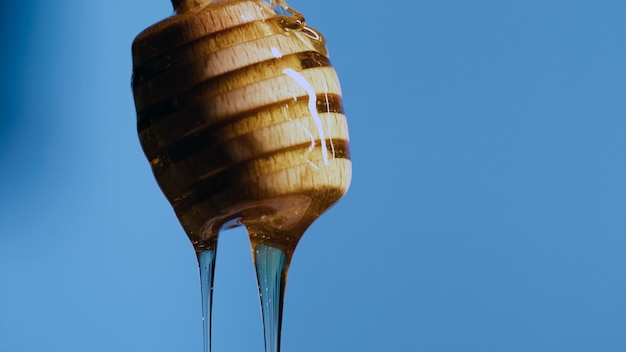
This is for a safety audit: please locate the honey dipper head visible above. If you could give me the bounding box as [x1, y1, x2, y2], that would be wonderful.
[131, 0, 351, 251]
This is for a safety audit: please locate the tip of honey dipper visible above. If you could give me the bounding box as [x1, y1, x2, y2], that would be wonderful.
[133, 0, 351, 248]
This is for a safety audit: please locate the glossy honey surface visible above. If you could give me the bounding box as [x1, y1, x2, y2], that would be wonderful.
[131, 0, 351, 252]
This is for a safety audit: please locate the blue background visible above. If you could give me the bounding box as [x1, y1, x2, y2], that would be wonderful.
[1, 1, 625, 351]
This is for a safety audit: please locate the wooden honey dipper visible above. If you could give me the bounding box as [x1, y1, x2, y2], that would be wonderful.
[131, 1, 351, 350]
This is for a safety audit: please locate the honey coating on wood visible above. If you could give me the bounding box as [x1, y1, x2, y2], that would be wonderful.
[131, 0, 351, 254]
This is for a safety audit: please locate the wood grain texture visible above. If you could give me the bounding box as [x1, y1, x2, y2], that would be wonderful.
[132, 0, 351, 252]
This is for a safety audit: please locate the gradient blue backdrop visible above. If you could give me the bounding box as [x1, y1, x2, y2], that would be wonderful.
[1, 1, 625, 351]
